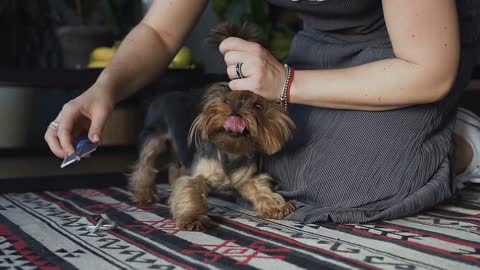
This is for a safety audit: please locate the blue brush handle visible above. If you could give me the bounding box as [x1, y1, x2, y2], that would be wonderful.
[75, 135, 91, 152]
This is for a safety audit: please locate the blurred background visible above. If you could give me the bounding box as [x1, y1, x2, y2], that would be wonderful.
[0, 1, 478, 186]
[0, 0, 302, 147]
[0, 0, 305, 183]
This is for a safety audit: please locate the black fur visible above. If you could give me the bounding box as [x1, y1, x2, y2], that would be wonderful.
[141, 89, 205, 168]
[195, 140, 257, 175]
[141, 87, 260, 176]
[140, 22, 268, 175]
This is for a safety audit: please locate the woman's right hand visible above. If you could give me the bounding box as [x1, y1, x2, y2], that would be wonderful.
[44, 85, 115, 158]
[43, 0, 209, 159]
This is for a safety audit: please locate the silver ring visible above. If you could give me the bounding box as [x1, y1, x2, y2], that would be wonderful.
[48, 121, 59, 130]
[235, 62, 245, 79]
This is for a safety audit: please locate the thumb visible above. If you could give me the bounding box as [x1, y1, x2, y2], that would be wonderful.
[88, 107, 110, 143]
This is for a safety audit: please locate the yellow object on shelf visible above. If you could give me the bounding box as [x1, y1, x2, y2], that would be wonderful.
[168, 46, 196, 69]
[88, 60, 111, 68]
[87, 45, 198, 70]
[88, 46, 117, 68]
[168, 63, 196, 70]
[90, 47, 116, 62]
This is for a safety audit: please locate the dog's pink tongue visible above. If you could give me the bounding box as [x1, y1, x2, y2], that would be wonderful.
[223, 116, 246, 134]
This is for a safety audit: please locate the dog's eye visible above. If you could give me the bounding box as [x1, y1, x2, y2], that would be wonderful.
[254, 104, 263, 111]
[224, 99, 230, 104]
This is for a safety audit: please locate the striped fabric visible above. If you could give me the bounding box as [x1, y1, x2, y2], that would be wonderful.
[256, 0, 480, 223]
[0, 182, 479, 270]
[270, 0, 480, 46]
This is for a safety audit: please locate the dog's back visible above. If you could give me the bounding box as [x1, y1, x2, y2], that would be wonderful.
[141, 88, 205, 168]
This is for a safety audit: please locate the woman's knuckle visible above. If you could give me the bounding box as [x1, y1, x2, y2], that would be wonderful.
[251, 43, 263, 53]
[262, 58, 270, 68]
[57, 127, 67, 137]
[62, 102, 76, 112]
[224, 37, 234, 45]
[255, 67, 264, 77]
[225, 51, 233, 61]
[255, 59, 266, 69]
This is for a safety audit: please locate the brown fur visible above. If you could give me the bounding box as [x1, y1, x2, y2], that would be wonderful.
[169, 84, 296, 231]
[128, 136, 170, 203]
[169, 152, 297, 230]
[206, 21, 268, 48]
[189, 85, 294, 156]
[168, 163, 189, 186]
[130, 22, 297, 231]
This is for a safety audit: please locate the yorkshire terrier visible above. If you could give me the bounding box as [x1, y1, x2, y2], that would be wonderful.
[128, 22, 297, 231]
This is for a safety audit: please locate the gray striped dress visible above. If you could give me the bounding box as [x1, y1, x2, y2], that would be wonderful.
[260, 0, 480, 223]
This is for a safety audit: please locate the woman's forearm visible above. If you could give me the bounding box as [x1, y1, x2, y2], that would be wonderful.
[94, 23, 174, 103]
[290, 0, 460, 111]
[290, 57, 457, 111]
[92, 0, 208, 104]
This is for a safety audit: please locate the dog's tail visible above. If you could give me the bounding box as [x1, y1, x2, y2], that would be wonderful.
[206, 22, 267, 48]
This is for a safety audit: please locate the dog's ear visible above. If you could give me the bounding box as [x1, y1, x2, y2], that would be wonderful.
[205, 82, 230, 96]
[188, 113, 207, 147]
[188, 83, 230, 146]
[201, 83, 230, 107]
[206, 22, 268, 48]
[258, 104, 295, 155]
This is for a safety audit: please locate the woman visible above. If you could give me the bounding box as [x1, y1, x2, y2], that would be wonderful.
[45, 0, 480, 223]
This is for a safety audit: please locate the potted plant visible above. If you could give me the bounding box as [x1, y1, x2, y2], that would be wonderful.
[55, 0, 115, 69]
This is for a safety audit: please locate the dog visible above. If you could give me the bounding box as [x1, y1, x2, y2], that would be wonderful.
[128, 22, 297, 231]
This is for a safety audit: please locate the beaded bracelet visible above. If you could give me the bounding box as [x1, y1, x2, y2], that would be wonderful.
[279, 64, 295, 111]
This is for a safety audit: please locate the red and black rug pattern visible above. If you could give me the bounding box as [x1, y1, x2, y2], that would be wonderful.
[0, 183, 479, 270]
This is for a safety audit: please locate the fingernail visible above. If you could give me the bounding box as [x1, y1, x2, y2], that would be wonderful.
[92, 134, 100, 143]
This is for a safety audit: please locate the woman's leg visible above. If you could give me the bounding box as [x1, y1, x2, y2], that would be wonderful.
[453, 133, 473, 174]
[453, 107, 480, 184]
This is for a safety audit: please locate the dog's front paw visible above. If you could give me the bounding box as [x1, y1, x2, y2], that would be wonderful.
[176, 215, 215, 231]
[257, 201, 297, 220]
[131, 188, 162, 204]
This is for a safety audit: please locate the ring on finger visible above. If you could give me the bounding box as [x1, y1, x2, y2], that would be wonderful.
[48, 121, 59, 130]
[235, 62, 245, 79]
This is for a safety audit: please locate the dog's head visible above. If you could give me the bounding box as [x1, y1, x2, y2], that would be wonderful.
[189, 83, 295, 156]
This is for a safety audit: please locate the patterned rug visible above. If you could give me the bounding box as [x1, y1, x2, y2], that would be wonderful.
[1, 181, 479, 270]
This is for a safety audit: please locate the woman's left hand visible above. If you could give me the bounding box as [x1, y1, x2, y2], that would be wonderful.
[219, 37, 286, 101]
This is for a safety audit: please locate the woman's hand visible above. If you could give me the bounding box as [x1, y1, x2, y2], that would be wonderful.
[44, 85, 114, 158]
[219, 37, 286, 101]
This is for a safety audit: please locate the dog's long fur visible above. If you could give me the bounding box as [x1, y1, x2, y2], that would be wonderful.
[128, 22, 296, 231]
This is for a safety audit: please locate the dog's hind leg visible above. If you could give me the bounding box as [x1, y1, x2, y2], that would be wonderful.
[129, 135, 171, 204]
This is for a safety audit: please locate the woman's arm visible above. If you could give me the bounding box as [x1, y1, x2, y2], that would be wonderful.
[45, 0, 207, 157]
[222, 0, 460, 111]
[96, 0, 208, 103]
[290, 0, 460, 111]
